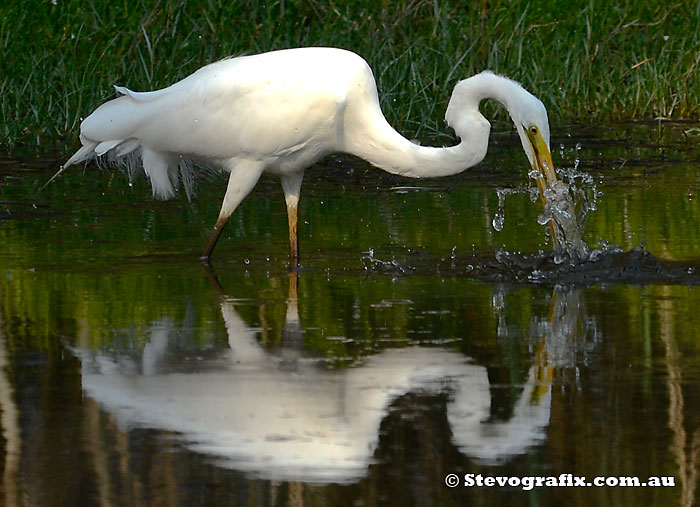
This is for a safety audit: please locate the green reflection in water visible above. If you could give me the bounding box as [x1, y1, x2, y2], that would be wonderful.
[1, 262, 698, 506]
[1, 125, 699, 506]
[3, 124, 700, 270]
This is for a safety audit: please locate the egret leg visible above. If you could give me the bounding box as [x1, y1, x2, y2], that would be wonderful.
[201, 160, 264, 261]
[280, 172, 304, 267]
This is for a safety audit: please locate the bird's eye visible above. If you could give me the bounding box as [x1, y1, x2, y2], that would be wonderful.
[529, 126, 538, 135]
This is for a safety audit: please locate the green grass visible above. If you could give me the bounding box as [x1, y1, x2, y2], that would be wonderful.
[1, 0, 699, 153]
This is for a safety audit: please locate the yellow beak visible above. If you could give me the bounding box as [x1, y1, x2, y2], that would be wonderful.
[524, 127, 559, 247]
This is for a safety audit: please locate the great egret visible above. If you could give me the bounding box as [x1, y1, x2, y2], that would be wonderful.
[72, 271, 553, 482]
[58, 47, 558, 265]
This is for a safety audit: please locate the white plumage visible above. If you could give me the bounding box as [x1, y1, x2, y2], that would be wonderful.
[60, 47, 557, 264]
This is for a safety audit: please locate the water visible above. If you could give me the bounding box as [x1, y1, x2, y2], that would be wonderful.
[1, 123, 700, 506]
[495, 139, 599, 262]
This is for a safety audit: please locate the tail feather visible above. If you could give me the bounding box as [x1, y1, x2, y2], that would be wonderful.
[114, 84, 169, 102]
[115, 138, 140, 158]
[65, 141, 99, 168]
[95, 140, 122, 156]
[142, 148, 178, 200]
[47, 83, 196, 200]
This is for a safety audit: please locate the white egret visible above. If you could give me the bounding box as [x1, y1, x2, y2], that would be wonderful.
[59, 47, 558, 265]
[71, 271, 553, 482]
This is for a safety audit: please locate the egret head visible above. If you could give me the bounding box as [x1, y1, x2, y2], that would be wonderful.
[503, 87, 561, 248]
[446, 71, 557, 190]
[458, 71, 560, 246]
[508, 91, 558, 196]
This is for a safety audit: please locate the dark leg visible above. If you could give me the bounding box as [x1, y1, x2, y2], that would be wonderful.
[200, 160, 264, 261]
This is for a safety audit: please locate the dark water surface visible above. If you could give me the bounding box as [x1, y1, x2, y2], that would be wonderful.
[1, 123, 700, 506]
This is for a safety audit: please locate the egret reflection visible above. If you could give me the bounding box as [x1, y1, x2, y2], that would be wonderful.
[70, 274, 582, 484]
[0, 308, 20, 507]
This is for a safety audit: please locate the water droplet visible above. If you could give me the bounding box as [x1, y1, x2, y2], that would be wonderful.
[492, 291, 504, 309]
[528, 168, 543, 180]
[492, 213, 505, 232]
[529, 187, 540, 203]
[529, 269, 543, 280]
[588, 249, 602, 262]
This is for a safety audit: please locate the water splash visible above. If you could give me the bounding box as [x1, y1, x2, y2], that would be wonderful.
[357, 242, 700, 287]
[532, 153, 599, 261]
[494, 152, 598, 263]
[362, 247, 407, 273]
[491, 144, 601, 262]
[491, 187, 527, 232]
[538, 180, 590, 261]
[487, 242, 700, 286]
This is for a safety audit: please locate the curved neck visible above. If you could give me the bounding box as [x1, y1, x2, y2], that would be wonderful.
[450, 72, 522, 119]
[343, 111, 491, 179]
[340, 71, 533, 179]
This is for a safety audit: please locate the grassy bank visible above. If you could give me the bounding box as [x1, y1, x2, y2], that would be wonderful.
[1, 0, 699, 153]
